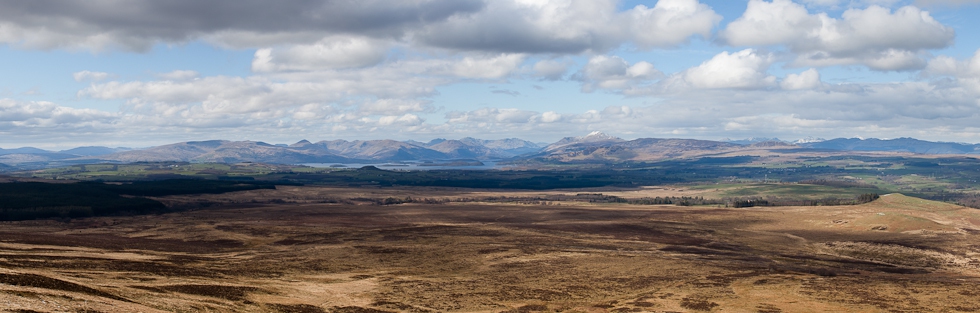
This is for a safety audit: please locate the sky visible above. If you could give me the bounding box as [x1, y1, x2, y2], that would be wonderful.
[3, 0, 980, 149]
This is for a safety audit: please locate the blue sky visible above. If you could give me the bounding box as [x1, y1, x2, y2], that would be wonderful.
[2, 0, 980, 149]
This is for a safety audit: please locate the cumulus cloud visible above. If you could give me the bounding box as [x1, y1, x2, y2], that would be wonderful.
[541, 111, 563, 123]
[781, 68, 823, 90]
[440, 106, 642, 137]
[357, 99, 433, 115]
[0, 0, 719, 55]
[0, 0, 484, 51]
[577, 55, 664, 92]
[72, 71, 110, 82]
[532, 59, 572, 80]
[251, 36, 389, 72]
[677, 49, 776, 89]
[924, 49, 980, 77]
[623, 0, 722, 48]
[719, 0, 954, 71]
[375, 114, 424, 127]
[80, 60, 460, 116]
[450, 53, 526, 79]
[447, 108, 539, 124]
[11, 0, 980, 146]
[156, 70, 200, 81]
[0, 99, 115, 128]
[431, 76, 980, 141]
[924, 49, 980, 94]
[416, 0, 720, 53]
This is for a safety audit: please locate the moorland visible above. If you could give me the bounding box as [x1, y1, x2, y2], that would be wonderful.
[2, 147, 980, 312]
[2, 184, 980, 312]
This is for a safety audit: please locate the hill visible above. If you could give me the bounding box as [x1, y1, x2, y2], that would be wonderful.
[59, 146, 130, 156]
[529, 137, 758, 163]
[98, 140, 354, 163]
[89, 137, 543, 165]
[801, 138, 980, 154]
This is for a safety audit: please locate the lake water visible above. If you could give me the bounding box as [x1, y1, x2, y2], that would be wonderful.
[302, 160, 504, 171]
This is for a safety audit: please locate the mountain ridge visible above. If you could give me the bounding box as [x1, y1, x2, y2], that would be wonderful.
[2, 135, 980, 169]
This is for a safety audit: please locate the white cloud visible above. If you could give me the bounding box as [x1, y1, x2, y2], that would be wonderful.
[417, 0, 720, 53]
[541, 111, 563, 123]
[923, 49, 980, 94]
[0, 0, 719, 56]
[451, 53, 526, 79]
[291, 103, 337, 121]
[156, 70, 200, 81]
[924, 49, 980, 78]
[358, 99, 432, 115]
[720, 0, 954, 71]
[720, 0, 821, 47]
[72, 71, 110, 82]
[251, 36, 389, 72]
[781, 68, 823, 90]
[532, 59, 571, 80]
[679, 49, 777, 89]
[10, 0, 980, 146]
[446, 108, 539, 124]
[601, 105, 634, 118]
[0, 99, 116, 128]
[376, 114, 424, 127]
[624, 0, 722, 48]
[0, 0, 484, 52]
[577, 55, 664, 92]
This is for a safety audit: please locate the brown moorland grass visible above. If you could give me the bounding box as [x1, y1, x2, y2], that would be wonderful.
[0, 186, 978, 312]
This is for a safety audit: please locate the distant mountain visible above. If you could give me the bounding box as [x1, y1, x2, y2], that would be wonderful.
[529, 137, 749, 163]
[424, 140, 492, 159]
[546, 131, 624, 151]
[97, 140, 232, 162]
[460, 137, 542, 155]
[800, 138, 980, 154]
[59, 146, 131, 156]
[722, 137, 784, 145]
[421, 137, 541, 159]
[5, 135, 980, 169]
[0, 153, 79, 164]
[794, 137, 826, 144]
[0, 147, 52, 155]
[310, 139, 448, 161]
[194, 141, 351, 163]
[84, 137, 544, 165]
[98, 140, 352, 163]
[0, 145, 129, 167]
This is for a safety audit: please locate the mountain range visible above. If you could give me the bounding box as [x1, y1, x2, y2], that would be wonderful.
[2, 134, 979, 170]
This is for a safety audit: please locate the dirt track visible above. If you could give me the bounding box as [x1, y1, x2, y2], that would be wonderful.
[1, 187, 979, 312]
